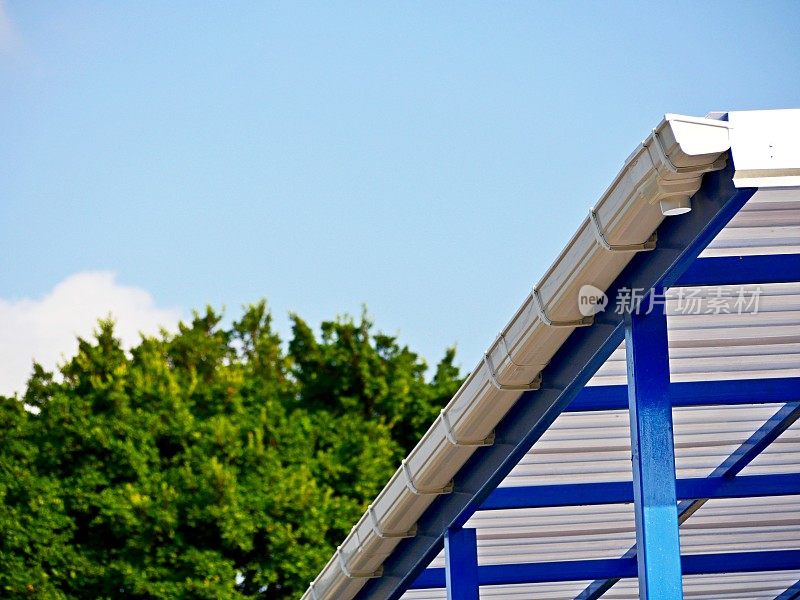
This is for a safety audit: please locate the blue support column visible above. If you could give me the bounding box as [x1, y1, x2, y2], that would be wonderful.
[445, 527, 479, 600]
[625, 290, 683, 599]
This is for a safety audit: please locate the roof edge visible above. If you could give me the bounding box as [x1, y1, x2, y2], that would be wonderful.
[302, 113, 733, 600]
[728, 109, 800, 188]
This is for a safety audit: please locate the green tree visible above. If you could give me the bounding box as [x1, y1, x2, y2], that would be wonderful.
[0, 302, 463, 599]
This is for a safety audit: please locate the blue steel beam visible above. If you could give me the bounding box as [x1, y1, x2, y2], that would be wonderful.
[479, 473, 800, 510]
[675, 253, 800, 287]
[444, 528, 478, 600]
[415, 473, 800, 588]
[356, 164, 757, 600]
[624, 292, 683, 599]
[411, 550, 800, 589]
[567, 377, 800, 412]
[714, 401, 800, 478]
[575, 400, 800, 600]
[776, 580, 800, 600]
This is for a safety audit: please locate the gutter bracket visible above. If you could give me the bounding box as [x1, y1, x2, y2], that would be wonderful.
[589, 208, 657, 252]
[337, 547, 384, 579]
[402, 460, 454, 496]
[646, 130, 727, 176]
[367, 505, 417, 539]
[531, 287, 594, 327]
[440, 409, 495, 447]
[484, 351, 543, 391]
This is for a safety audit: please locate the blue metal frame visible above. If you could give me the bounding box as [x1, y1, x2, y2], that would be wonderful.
[713, 401, 800, 478]
[567, 376, 800, 412]
[776, 580, 800, 600]
[411, 550, 800, 589]
[676, 253, 800, 287]
[356, 164, 759, 600]
[575, 400, 800, 600]
[444, 528, 478, 600]
[624, 292, 683, 599]
[479, 473, 800, 510]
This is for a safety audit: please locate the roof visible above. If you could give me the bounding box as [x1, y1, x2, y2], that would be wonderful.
[303, 109, 800, 600]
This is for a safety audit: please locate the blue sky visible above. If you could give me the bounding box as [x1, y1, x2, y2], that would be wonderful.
[1, 1, 799, 391]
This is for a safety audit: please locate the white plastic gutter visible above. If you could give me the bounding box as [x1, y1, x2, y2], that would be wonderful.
[301, 114, 732, 600]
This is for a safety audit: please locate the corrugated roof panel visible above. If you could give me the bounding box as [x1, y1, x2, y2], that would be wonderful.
[742, 418, 800, 476]
[501, 403, 787, 486]
[591, 283, 800, 387]
[605, 572, 800, 600]
[700, 186, 800, 257]
[680, 495, 800, 554]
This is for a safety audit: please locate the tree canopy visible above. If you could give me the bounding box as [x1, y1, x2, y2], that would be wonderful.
[0, 303, 463, 599]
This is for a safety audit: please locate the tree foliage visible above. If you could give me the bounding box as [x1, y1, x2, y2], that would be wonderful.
[0, 303, 463, 599]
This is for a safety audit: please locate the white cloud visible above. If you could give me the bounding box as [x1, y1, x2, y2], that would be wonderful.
[0, 272, 182, 397]
[0, 0, 19, 56]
